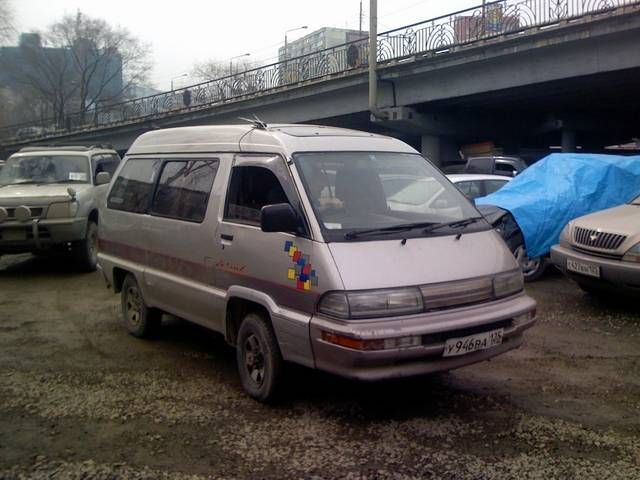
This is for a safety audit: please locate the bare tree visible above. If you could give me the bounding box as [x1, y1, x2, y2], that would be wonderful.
[191, 58, 257, 82]
[2, 11, 152, 128]
[0, 0, 15, 45]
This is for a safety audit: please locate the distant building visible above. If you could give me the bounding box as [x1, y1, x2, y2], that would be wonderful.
[0, 33, 124, 106]
[278, 27, 368, 61]
[454, 5, 520, 43]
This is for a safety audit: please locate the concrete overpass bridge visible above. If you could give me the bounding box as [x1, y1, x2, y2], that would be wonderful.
[2, 0, 640, 164]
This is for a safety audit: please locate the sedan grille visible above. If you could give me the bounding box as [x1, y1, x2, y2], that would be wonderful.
[573, 227, 626, 251]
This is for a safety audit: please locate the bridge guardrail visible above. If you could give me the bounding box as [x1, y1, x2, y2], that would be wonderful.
[1, 0, 638, 143]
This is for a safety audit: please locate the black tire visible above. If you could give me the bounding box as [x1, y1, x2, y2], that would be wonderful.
[74, 220, 98, 272]
[236, 312, 283, 402]
[513, 244, 547, 282]
[120, 274, 161, 338]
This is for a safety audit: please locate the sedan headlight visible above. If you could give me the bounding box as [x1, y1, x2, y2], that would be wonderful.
[559, 223, 572, 245]
[47, 201, 78, 218]
[622, 243, 640, 263]
[318, 287, 423, 319]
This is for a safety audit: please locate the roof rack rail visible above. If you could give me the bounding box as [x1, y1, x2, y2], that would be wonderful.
[18, 144, 114, 153]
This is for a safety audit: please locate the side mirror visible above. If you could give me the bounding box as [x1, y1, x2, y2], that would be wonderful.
[261, 203, 302, 234]
[95, 171, 111, 185]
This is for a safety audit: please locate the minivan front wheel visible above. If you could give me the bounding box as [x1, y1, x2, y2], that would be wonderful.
[121, 274, 161, 338]
[236, 312, 283, 402]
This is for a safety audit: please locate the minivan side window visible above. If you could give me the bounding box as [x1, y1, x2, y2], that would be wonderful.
[151, 160, 219, 223]
[224, 166, 289, 225]
[107, 159, 159, 213]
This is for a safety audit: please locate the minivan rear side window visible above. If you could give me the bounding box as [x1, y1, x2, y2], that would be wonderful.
[151, 160, 219, 222]
[224, 166, 289, 225]
[107, 159, 160, 213]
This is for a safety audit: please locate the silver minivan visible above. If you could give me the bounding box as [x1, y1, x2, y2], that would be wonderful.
[97, 124, 537, 401]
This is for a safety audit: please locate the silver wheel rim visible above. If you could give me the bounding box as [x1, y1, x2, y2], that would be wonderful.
[244, 334, 265, 387]
[514, 245, 541, 277]
[125, 285, 143, 329]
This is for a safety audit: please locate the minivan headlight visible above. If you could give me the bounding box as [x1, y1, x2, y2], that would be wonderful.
[493, 270, 524, 298]
[622, 243, 640, 263]
[318, 287, 423, 319]
[47, 201, 78, 218]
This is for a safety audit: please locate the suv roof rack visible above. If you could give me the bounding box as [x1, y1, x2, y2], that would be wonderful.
[18, 144, 114, 152]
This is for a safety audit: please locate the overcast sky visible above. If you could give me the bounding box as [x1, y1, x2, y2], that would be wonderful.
[10, 0, 477, 90]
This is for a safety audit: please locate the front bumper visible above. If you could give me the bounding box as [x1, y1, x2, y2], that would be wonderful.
[0, 217, 87, 253]
[310, 293, 536, 381]
[551, 244, 640, 290]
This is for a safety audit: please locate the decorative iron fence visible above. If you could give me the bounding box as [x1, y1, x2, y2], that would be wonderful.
[1, 0, 638, 143]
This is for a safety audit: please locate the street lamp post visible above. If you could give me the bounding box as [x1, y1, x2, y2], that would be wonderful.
[170, 73, 188, 91]
[283, 26, 308, 62]
[229, 53, 251, 75]
[283, 26, 308, 85]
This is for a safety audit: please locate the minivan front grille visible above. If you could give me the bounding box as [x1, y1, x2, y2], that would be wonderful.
[573, 227, 626, 251]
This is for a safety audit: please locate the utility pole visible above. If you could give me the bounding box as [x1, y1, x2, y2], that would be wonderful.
[359, 0, 363, 35]
[368, 0, 386, 119]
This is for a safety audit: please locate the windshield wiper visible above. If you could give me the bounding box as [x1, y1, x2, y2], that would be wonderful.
[344, 221, 438, 240]
[422, 216, 486, 235]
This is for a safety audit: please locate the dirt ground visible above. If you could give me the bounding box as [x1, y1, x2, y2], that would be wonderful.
[0, 253, 639, 480]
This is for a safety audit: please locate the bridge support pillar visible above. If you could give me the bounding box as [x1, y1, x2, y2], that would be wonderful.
[561, 129, 577, 152]
[421, 135, 441, 166]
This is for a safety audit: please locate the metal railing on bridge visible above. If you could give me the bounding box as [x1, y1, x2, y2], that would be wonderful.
[1, 0, 638, 143]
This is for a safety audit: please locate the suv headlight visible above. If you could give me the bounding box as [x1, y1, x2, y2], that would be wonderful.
[318, 287, 424, 319]
[47, 201, 78, 218]
[622, 243, 640, 263]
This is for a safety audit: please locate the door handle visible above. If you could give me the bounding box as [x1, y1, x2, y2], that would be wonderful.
[220, 233, 234, 249]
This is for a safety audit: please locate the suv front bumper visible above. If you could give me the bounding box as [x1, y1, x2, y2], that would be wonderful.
[0, 217, 87, 253]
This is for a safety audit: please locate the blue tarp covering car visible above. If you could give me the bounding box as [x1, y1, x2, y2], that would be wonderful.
[476, 153, 640, 258]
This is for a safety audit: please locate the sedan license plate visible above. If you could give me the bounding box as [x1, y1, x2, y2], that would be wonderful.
[443, 329, 503, 357]
[566, 259, 600, 278]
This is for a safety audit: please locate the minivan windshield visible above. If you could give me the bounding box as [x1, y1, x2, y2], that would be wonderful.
[294, 152, 485, 241]
[0, 155, 91, 186]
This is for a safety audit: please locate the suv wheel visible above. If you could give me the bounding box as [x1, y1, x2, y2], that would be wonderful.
[74, 220, 98, 271]
[236, 312, 283, 402]
[513, 244, 547, 282]
[121, 274, 161, 338]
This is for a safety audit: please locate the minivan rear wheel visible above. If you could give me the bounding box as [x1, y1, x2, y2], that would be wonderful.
[121, 274, 161, 338]
[236, 312, 283, 402]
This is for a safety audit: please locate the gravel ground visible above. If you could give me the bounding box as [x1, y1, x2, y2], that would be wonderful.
[0, 254, 639, 479]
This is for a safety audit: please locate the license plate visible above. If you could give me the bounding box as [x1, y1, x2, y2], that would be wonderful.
[443, 329, 503, 357]
[566, 259, 600, 278]
[2, 228, 27, 241]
